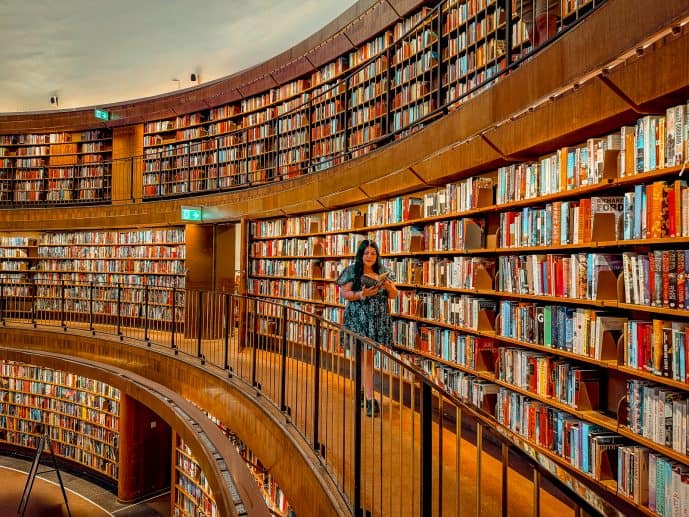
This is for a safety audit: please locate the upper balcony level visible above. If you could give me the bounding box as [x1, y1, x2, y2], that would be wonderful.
[0, 0, 688, 233]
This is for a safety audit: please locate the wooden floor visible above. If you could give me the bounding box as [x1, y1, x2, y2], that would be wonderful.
[0, 465, 110, 517]
[10, 319, 587, 517]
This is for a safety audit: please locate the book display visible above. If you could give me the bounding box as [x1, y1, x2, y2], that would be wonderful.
[0, 130, 112, 204]
[0, 361, 120, 481]
[246, 99, 689, 514]
[196, 408, 294, 516]
[441, 0, 507, 106]
[173, 432, 217, 517]
[139, 1, 564, 200]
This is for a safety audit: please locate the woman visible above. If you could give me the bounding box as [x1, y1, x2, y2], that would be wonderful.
[337, 239, 398, 417]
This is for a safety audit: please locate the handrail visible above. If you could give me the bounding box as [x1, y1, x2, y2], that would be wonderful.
[0, 276, 636, 516]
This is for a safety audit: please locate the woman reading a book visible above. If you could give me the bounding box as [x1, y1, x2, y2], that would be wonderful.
[337, 239, 399, 417]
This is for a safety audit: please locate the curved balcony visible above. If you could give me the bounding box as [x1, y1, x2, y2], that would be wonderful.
[0, 278, 648, 516]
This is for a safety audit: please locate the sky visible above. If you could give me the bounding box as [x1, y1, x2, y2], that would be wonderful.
[0, 0, 358, 113]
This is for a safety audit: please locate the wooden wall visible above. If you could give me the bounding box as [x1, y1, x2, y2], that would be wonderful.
[0, 328, 350, 517]
[0, 1, 688, 232]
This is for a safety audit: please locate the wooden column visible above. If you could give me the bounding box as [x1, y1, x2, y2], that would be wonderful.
[117, 393, 172, 503]
[112, 124, 144, 203]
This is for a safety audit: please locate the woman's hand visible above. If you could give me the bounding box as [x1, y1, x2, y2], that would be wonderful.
[361, 285, 379, 299]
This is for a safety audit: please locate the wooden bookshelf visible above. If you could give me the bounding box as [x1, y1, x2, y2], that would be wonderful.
[173, 432, 217, 517]
[245, 96, 689, 513]
[0, 130, 112, 204]
[0, 360, 120, 482]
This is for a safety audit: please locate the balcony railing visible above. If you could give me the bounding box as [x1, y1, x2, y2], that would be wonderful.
[0, 276, 633, 516]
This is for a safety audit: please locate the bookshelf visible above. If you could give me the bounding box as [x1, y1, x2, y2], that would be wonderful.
[441, 0, 507, 107]
[0, 130, 112, 204]
[0, 360, 120, 482]
[142, 114, 212, 198]
[173, 432, 218, 517]
[195, 408, 294, 516]
[245, 98, 689, 513]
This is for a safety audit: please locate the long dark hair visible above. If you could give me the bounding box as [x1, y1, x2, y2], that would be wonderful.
[352, 239, 382, 290]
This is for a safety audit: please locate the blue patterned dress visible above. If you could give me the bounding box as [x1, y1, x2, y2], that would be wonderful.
[336, 265, 393, 346]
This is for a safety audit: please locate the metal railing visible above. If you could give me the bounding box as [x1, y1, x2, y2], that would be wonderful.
[0, 276, 620, 516]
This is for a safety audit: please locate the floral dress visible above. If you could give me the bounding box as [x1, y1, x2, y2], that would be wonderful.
[336, 265, 393, 346]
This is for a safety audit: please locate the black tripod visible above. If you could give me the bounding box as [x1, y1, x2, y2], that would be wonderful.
[17, 424, 72, 517]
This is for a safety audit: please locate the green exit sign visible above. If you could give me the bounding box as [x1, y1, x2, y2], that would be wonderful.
[94, 109, 110, 121]
[181, 206, 203, 221]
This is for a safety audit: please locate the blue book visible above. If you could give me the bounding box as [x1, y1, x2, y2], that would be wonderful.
[657, 455, 666, 515]
[633, 184, 644, 239]
[623, 192, 634, 240]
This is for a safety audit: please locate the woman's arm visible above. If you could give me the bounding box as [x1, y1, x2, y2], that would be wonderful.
[340, 281, 378, 301]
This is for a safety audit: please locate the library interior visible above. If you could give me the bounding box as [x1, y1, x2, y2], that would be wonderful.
[2, 1, 689, 516]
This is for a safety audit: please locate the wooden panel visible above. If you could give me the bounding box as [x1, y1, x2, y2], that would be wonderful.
[344, 1, 399, 46]
[304, 32, 354, 70]
[185, 224, 214, 290]
[118, 394, 171, 503]
[271, 56, 316, 86]
[359, 167, 426, 199]
[237, 74, 280, 99]
[412, 136, 504, 185]
[0, 329, 349, 517]
[214, 223, 237, 291]
[112, 124, 143, 203]
[319, 186, 369, 209]
[604, 27, 689, 109]
[487, 77, 632, 158]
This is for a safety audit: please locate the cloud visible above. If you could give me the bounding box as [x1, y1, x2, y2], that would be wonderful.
[0, 0, 357, 112]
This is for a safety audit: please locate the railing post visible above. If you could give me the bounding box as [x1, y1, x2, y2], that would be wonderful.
[435, 4, 443, 112]
[171, 287, 177, 351]
[144, 284, 150, 342]
[196, 290, 204, 362]
[312, 318, 322, 451]
[353, 337, 363, 517]
[223, 293, 231, 370]
[279, 304, 288, 412]
[0, 278, 5, 325]
[476, 422, 483, 517]
[88, 281, 94, 333]
[306, 97, 313, 174]
[251, 298, 258, 388]
[60, 280, 66, 329]
[420, 381, 433, 517]
[129, 157, 135, 203]
[502, 442, 509, 517]
[505, 0, 513, 67]
[344, 75, 350, 159]
[30, 278, 36, 327]
[116, 283, 122, 337]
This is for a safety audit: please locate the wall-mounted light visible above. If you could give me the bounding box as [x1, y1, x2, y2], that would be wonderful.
[190, 72, 201, 84]
[171, 78, 181, 89]
[50, 96, 59, 107]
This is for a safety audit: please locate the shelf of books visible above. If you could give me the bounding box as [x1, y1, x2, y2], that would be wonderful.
[441, 0, 507, 107]
[310, 56, 349, 172]
[194, 406, 295, 516]
[389, 6, 440, 138]
[0, 130, 112, 205]
[137, 2, 574, 201]
[0, 360, 120, 482]
[27, 227, 186, 325]
[173, 432, 217, 517]
[245, 99, 689, 514]
[143, 113, 213, 198]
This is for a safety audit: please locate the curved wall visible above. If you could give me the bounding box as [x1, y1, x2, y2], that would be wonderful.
[0, 0, 688, 231]
[0, 327, 349, 517]
[0, 0, 424, 133]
